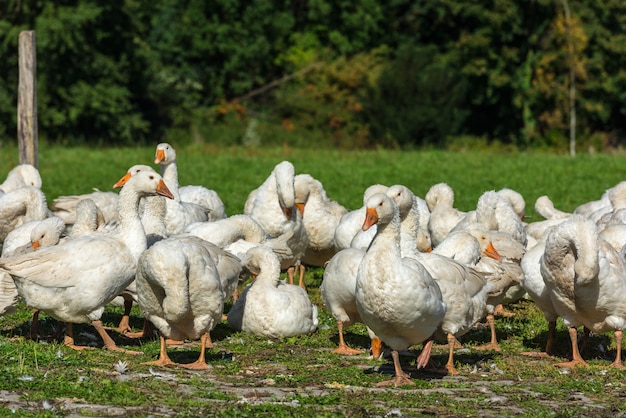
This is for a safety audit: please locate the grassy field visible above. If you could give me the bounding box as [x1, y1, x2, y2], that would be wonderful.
[1, 144, 626, 417]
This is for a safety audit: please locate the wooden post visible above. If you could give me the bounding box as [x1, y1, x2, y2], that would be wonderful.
[18, 30, 38, 168]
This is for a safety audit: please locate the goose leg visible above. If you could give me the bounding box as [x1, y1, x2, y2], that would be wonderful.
[377, 350, 414, 387]
[445, 333, 460, 375]
[331, 321, 363, 355]
[123, 318, 154, 339]
[29, 310, 40, 340]
[474, 314, 501, 352]
[298, 263, 306, 289]
[610, 330, 625, 369]
[181, 332, 211, 370]
[555, 326, 588, 368]
[63, 323, 92, 351]
[143, 334, 177, 367]
[116, 295, 134, 334]
[92, 320, 141, 355]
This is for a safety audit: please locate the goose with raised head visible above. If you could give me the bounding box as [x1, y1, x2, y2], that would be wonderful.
[389, 185, 497, 374]
[227, 246, 318, 338]
[153, 143, 211, 234]
[136, 234, 224, 369]
[541, 215, 626, 368]
[425, 182, 466, 247]
[355, 193, 445, 386]
[0, 170, 174, 352]
[333, 184, 388, 251]
[294, 173, 347, 267]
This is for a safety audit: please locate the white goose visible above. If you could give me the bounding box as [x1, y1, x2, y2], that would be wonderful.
[0, 170, 174, 352]
[333, 184, 388, 251]
[321, 247, 382, 357]
[154, 143, 221, 233]
[388, 185, 496, 374]
[0, 217, 65, 317]
[0, 186, 50, 249]
[355, 193, 445, 386]
[136, 234, 224, 369]
[154, 143, 226, 221]
[245, 161, 308, 287]
[541, 215, 626, 368]
[425, 182, 466, 247]
[295, 173, 347, 267]
[0, 164, 42, 193]
[520, 230, 560, 357]
[227, 246, 318, 338]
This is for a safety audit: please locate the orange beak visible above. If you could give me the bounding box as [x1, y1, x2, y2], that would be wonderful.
[113, 172, 132, 189]
[483, 241, 502, 261]
[31, 241, 41, 251]
[156, 179, 175, 199]
[362, 208, 378, 231]
[425, 247, 433, 253]
[295, 202, 305, 216]
[154, 149, 166, 164]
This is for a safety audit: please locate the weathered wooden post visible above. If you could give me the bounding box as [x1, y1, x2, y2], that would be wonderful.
[17, 30, 38, 168]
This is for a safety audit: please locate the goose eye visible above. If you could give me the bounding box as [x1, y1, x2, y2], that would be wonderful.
[149, 175, 155, 180]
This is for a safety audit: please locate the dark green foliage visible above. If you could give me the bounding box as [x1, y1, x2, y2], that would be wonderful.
[366, 44, 469, 148]
[0, 0, 626, 149]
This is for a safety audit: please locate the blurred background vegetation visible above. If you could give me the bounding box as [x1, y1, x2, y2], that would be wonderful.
[1, 0, 625, 152]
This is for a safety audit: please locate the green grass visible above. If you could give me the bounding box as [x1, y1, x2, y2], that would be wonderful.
[1, 144, 626, 416]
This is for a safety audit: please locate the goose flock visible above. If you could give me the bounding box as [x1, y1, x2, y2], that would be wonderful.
[1, 145, 625, 386]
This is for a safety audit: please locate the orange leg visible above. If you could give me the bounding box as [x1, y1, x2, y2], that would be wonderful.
[376, 350, 414, 387]
[474, 314, 501, 352]
[298, 264, 306, 289]
[92, 320, 141, 355]
[124, 318, 154, 339]
[115, 296, 134, 334]
[555, 326, 589, 368]
[610, 330, 625, 369]
[143, 334, 177, 367]
[331, 321, 363, 355]
[445, 333, 459, 375]
[63, 323, 92, 351]
[180, 332, 211, 370]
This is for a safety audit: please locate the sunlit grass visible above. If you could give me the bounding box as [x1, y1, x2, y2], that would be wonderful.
[1, 144, 626, 415]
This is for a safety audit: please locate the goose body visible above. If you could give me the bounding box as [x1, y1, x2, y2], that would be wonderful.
[0, 170, 174, 351]
[295, 173, 347, 266]
[136, 234, 224, 369]
[355, 193, 445, 386]
[541, 215, 626, 367]
[227, 246, 318, 338]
